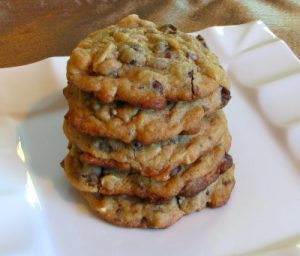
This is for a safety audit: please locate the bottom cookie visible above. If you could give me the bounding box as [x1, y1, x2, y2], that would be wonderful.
[81, 166, 235, 229]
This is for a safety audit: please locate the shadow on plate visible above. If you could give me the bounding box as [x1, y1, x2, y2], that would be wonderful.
[17, 91, 87, 209]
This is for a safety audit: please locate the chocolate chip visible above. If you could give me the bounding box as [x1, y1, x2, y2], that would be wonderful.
[81, 173, 98, 186]
[163, 42, 170, 51]
[206, 190, 210, 196]
[111, 71, 120, 78]
[95, 193, 103, 200]
[165, 51, 172, 58]
[222, 180, 232, 186]
[219, 153, 233, 173]
[189, 70, 196, 95]
[87, 65, 99, 76]
[141, 217, 148, 225]
[179, 135, 191, 145]
[160, 24, 177, 34]
[130, 59, 137, 65]
[132, 178, 144, 190]
[170, 137, 178, 144]
[133, 141, 142, 149]
[154, 41, 170, 53]
[169, 24, 177, 30]
[166, 101, 176, 111]
[115, 101, 126, 107]
[110, 109, 117, 116]
[221, 87, 231, 107]
[196, 34, 208, 48]
[152, 80, 164, 94]
[97, 140, 114, 152]
[224, 152, 233, 163]
[171, 165, 183, 177]
[196, 34, 204, 41]
[176, 196, 183, 207]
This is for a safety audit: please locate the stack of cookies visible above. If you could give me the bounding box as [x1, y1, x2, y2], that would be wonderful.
[62, 14, 235, 228]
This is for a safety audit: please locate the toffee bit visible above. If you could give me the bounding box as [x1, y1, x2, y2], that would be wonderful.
[152, 80, 164, 94]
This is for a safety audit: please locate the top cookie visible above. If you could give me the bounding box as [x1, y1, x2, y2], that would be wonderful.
[67, 14, 230, 109]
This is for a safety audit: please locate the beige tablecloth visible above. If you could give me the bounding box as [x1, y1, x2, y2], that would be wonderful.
[1, 0, 300, 67]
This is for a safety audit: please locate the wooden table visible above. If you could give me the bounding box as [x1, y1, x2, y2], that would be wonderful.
[1, 0, 300, 67]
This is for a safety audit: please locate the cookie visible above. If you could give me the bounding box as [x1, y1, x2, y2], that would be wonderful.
[67, 14, 230, 109]
[64, 111, 228, 181]
[80, 166, 235, 229]
[64, 84, 229, 144]
[63, 144, 232, 202]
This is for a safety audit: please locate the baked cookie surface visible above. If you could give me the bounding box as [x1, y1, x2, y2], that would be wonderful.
[63, 144, 232, 202]
[62, 13, 235, 229]
[81, 166, 235, 229]
[64, 84, 229, 144]
[67, 14, 230, 109]
[64, 111, 229, 180]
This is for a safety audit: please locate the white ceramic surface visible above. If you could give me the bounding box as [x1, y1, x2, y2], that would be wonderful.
[1, 21, 300, 256]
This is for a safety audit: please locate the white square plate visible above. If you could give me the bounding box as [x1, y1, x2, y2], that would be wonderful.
[1, 21, 300, 256]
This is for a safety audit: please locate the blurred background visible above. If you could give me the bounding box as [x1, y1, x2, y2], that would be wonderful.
[1, 0, 300, 67]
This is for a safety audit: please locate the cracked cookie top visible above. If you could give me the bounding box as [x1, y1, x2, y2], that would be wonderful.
[63, 145, 232, 202]
[64, 111, 230, 181]
[64, 84, 228, 144]
[67, 14, 230, 109]
[80, 167, 235, 229]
